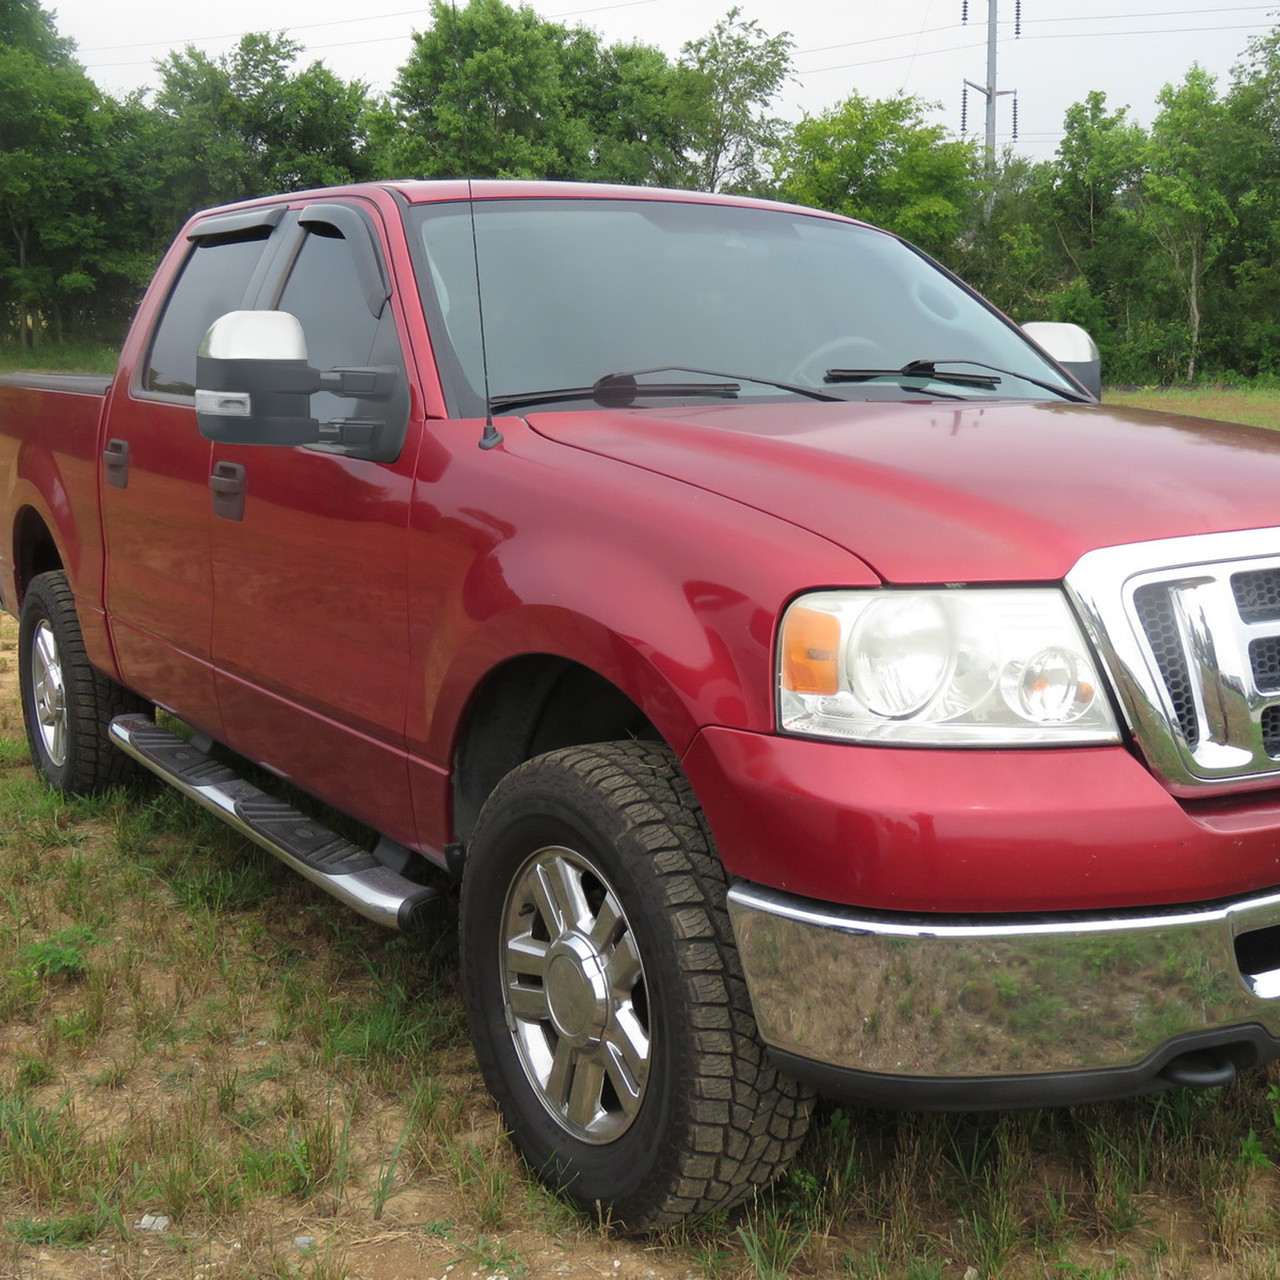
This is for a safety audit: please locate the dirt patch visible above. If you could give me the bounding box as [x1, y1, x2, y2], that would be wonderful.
[1, 609, 20, 735]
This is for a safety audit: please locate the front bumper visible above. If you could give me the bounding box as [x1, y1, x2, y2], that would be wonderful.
[728, 880, 1280, 1107]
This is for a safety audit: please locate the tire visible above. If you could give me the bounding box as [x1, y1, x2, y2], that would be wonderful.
[18, 570, 149, 793]
[460, 741, 813, 1230]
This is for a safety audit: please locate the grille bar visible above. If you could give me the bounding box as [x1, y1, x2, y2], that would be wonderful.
[1066, 530, 1280, 793]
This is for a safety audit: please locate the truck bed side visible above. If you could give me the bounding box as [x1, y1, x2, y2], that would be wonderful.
[0, 372, 114, 674]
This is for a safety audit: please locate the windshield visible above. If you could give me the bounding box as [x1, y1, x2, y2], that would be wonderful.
[407, 197, 1079, 415]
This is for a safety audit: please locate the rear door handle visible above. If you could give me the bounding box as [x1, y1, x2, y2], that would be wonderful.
[209, 461, 246, 522]
[103, 438, 129, 489]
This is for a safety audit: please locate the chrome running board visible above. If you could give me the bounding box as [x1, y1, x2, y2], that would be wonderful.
[109, 714, 439, 933]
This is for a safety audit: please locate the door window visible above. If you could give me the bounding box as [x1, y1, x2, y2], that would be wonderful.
[275, 225, 407, 431]
[143, 232, 273, 396]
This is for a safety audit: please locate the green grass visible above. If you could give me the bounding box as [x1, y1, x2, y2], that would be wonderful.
[0, 340, 118, 375]
[1104, 385, 1280, 431]
[4, 624, 1280, 1277]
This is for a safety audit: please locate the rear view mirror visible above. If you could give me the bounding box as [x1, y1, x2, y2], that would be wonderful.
[1021, 322, 1101, 399]
[195, 310, 397, 447]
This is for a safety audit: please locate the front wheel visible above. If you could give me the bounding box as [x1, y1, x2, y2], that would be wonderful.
[460, 741, 812, 1230]
[18, 571, 149, 793]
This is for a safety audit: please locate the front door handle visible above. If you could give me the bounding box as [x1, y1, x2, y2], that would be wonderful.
[103, 438, 129, 489]
[209, 461, 246, 522]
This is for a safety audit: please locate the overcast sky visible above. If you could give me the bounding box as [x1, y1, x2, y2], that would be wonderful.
[46, 0, 1274, 162]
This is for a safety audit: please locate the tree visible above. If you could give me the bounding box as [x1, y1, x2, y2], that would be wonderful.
[571, 39, 692, 187]
[151, 34, 373, 224]
[1140, 68, 1238, 380]
[0, 0, 148, 344]
[776, 92, 976, 262]
[0, 0, 70, 61]
[955, 151, 1054, 320]
[379, 0, 595, 180]
[1219, 27, 1280, 375]
[1034, 92, 1156, 381]
[1039, 91, 1146, 285]
[378, 0, 696, 186]
[676, 8, 792, 193]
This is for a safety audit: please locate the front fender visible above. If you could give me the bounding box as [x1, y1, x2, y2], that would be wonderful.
[408, 429, 875, 764]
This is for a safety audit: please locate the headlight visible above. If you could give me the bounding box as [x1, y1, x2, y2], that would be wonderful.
[778, 588, 1121, 745]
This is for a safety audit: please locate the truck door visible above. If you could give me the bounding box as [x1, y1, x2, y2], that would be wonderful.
[207, 201, 421, 847]
[101, 208, 286, 735]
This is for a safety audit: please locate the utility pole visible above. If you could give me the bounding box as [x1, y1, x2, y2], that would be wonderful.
[962, 0, 1017, 162]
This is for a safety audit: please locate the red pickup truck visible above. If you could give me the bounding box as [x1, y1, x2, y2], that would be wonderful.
[5, 180, 1280, 1228]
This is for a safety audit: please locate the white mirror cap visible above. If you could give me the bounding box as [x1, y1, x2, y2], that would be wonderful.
[1021, 321, 1100, 365]
[198, 310, 308, 362]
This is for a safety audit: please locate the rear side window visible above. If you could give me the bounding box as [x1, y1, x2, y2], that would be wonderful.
[143, 232, 272, 396]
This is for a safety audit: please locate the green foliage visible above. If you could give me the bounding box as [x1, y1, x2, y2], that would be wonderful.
[677, 6, 793, 193]
[1140, 68, 1238, 380]
[779, 92, 976, 262]
[151, 33, 373, 222]
[20, 925, 99, 980]
[9, 0, 1280, 383]
[380, 0, 598, 180]
[377, 0, 707, 187]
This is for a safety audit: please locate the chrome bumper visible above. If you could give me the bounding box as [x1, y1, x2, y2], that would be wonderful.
[727, 881, 1280, 1089]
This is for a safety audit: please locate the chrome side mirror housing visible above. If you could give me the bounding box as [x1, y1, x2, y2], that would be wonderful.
[195, 310, 398, 447]
[1022, 321, 1102, 400]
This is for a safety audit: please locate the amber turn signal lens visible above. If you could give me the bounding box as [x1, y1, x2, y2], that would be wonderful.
[782, 606, 841, 695]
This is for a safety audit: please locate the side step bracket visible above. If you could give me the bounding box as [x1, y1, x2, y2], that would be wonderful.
[109, 714, 438, 933]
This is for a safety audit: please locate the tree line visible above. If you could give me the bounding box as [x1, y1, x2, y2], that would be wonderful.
[3, 0, 1278, 384]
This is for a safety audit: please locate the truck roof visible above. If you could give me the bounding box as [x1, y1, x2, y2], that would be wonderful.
[184, 179, 861, 229]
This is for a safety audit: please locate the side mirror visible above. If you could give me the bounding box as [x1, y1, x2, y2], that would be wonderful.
[195, 310, 397, 446]
[1021, 321, 1101, 399]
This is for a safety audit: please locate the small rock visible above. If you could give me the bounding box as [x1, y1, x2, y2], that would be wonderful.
[136, 1214, 170, 1233]
[963, 1269, 980, 1280]
[294, 1236, 317, 1251]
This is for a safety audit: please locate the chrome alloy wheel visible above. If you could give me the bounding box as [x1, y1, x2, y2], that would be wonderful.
[501, 845, 651, 1144]
[30, 619, 68, 767]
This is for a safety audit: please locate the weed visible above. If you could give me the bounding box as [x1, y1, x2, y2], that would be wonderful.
[20, 924, 99, 980]
[369, 1114, 412, 1219]
[7, 1209, 107, 1246]
[736, 1203, 811, 1280]
[455, 1236, 527, 1278]
[13, 1057, 56, 1089]
[1239, 1127, 1271, 1170]
[447, 1138, 511, 1231]
[0, 1089, 87, 1207]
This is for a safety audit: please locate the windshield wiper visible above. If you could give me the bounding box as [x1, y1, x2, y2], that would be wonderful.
[825, 358, 1086, 401]
[607, 365, 847, 404]
[488, 373, 739, 414]
[488, 364, 848, 414]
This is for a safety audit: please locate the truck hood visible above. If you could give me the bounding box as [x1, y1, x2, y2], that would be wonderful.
[525, 399, 1280, 582]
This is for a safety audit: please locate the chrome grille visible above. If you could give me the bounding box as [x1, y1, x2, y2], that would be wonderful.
[1067, 529, 1280, 793]
[1233, 568, 1280, 622]
[1132, 582, 1200, 749]
[1250, 635, 1280, 692]
[1265, 706, 1280, 757]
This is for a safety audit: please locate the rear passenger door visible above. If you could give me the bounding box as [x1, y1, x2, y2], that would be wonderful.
[207, 200, 422, 847]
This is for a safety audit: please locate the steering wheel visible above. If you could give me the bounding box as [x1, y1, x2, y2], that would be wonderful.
[790, 336, 884, 387]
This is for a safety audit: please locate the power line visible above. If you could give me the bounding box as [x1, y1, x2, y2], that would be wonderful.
[793, 4, 1272, 59]
[796, 21, 1269, 77]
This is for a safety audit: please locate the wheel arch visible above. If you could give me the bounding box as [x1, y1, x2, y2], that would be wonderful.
[12, 505, 64, 606]
[451, 652, 660, 845]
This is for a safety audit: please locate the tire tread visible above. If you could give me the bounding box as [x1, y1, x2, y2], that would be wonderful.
[467, 740, 812, 1229]
[20, 571, 148, 793]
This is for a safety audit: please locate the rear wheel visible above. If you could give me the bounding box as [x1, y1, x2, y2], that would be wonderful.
[18, 571, 149, 793]
[460, 741, 812, 1230]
